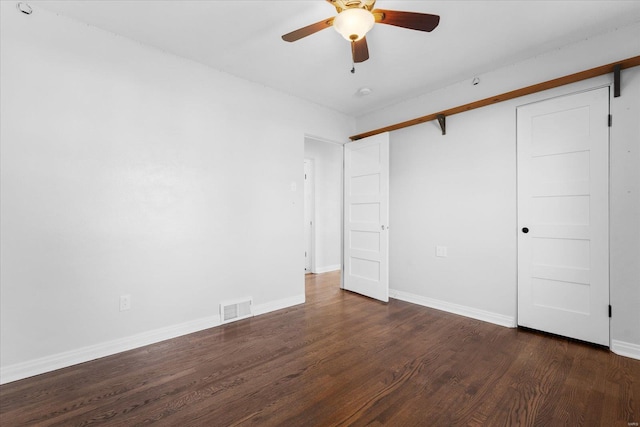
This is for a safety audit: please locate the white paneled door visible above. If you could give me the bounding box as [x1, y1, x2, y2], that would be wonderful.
[517, 87, 610, 346]
[343, 133, 389, 302]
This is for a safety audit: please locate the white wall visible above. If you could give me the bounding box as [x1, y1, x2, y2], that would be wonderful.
[304, 138, 343, 273]
[389, 101, 517, 327]
[0, 3, 354, 383]
[361, 23, 640, 356]
[609, 66, 640, 356]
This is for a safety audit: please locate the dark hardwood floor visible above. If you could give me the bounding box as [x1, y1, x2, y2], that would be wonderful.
[1, 271, 639, 426]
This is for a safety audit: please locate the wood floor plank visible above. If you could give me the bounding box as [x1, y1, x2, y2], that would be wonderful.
[1, 270, 639, 426]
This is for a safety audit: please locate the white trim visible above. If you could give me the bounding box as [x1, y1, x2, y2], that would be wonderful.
[0, 314, 220, 385]
[253, 294, 305, 316]
[340, 144, 345, 290]
[304, 133, 346, 146]
[390, 289, 517, 328]
[304, 158, 316, 274]
[611, 340, 640, 360]
[0, 294, 305, 385]
[314, 264, 341, 274]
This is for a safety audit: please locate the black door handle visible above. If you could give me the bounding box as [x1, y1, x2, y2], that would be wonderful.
[522, 227, 529, 234]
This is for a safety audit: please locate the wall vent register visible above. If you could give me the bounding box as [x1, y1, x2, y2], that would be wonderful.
[220, 298, 253, 324]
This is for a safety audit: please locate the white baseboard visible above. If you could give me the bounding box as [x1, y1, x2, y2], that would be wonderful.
[0, 294, 305, 385]
[611, 339, 640, 360]
[253, 294, 305, 316]
[313, 264, 341, 274]
[389, 289, 517, 328]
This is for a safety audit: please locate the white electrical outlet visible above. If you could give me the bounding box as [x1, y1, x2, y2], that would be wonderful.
[436, 246, 448, 257]
[119, 294, 131, 311]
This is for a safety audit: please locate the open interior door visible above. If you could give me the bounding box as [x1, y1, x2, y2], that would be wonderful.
[343, 132, 389, 302]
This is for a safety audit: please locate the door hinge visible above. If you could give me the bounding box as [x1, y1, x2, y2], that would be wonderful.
[608, 115, 612, 127]
[609, 305, 612, 318]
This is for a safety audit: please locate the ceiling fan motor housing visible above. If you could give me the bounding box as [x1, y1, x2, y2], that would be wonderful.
[333, 8, 375, 41]
[328, 0, 377, 13]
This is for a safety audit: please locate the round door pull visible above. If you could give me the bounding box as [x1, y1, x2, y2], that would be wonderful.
[522, 227, 529, 234]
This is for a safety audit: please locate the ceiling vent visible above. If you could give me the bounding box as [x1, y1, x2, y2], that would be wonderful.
[220, 298, 253, 324]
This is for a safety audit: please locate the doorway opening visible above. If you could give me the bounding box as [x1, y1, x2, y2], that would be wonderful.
[303, 136, 344, 277]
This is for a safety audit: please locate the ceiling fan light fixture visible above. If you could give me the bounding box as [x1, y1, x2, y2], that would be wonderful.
[333, 8, 375, 41]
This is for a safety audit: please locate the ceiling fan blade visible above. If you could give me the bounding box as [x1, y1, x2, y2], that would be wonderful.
[352, 37, 369, 63]
[282, 17, 334, 42]
[372, 9, 440, 32]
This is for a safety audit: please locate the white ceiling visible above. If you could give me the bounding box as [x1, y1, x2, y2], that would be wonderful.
[29, 0, 640, 117]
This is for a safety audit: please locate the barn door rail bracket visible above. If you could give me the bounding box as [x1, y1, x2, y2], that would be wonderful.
[614, 64, 621, 98]
[436, 114, 446, 135]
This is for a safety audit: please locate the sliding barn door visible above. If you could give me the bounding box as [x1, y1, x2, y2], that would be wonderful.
[343, 133, 389, 302]
[517, 87, 609, 346]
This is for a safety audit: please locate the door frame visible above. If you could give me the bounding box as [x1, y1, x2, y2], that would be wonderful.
[303, 134, 344, 277]
[304, 158, 316, 274]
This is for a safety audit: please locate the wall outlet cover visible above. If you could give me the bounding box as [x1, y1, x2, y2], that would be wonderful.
[119, 295, 131, 311]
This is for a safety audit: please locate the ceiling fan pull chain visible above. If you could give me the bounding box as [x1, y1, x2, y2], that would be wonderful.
[350, 41, 356, 73]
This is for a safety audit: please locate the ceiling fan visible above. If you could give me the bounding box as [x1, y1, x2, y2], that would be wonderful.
[282, 0, 440, 64]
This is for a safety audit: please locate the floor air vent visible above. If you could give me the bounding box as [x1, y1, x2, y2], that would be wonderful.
[220, 298, 253, 324]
